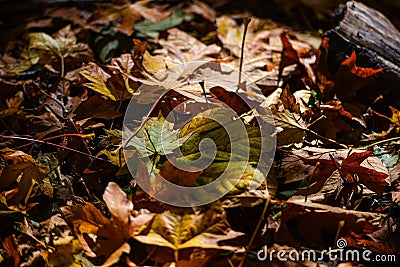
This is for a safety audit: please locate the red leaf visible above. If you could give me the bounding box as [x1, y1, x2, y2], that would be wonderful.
[301, 151, 389, 194]
[342, 150, 372, 165]
[333, 51, 382, 100]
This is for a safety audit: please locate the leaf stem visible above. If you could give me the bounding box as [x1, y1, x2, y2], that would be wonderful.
[60, 55, 65, 77]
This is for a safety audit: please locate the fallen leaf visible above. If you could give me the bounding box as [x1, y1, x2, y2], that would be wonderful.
[61, 182, 140, 264]
[126, 113, 189, 159]
[280, 85, 300, 114]
[185, 0, 217, 22]
[134, 9, 193, 38]
[133, 206, 243, 264]
[74, 93, 122, 120]
[159, 159, 203, 187]
[0, 148, 52, 207]
[80, 62, 135, 101]
[29, 25, 93, 74]
[278, 31, 303, 85]
[274, 109, 307, 146]
[2, 235, 19, 267]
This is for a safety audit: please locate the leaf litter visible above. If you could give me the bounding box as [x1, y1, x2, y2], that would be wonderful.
[0, 0, 400, 266]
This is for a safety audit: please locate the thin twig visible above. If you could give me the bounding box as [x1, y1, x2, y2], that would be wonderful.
[238, 195, 270, 267]
[14, 133, 94, 149]
[113, 93, 164, 153]
[359, 136, 400, 149]
[237, 17, 251, 92]
[0, 134, 109, 163]
[306, 128, 348, 149]
[305, 162, 320, 202]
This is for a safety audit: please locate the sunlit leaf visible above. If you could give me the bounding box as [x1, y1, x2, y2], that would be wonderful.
[127, 113, 189, 159]
[274, 109, 307, 146]
[133, 206, 243, 264]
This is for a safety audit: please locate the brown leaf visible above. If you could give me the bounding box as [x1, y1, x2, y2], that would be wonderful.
[210, 86, 250, 115]
[0, 91, 24, 120]
[159, 160, 203, 187]
[185, 0, 216, 22]
[275, 200, 381, 248]
[89, 4, 141, 36]
[61, 202, 124, 258]
[278, 31, 303, 84]
[280, 85, 300, 113]
[133, 206, 243, 264]
[74, 93, 122, 120]
[341, 151, 389, 194]
[0, 148, 51, 205]
[103, 182, 134, 236]
[62, 182, 152, 263]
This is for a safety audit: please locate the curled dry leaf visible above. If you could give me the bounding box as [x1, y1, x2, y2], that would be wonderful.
[0, 148, 52, 209]
[273, 109, 307, 146]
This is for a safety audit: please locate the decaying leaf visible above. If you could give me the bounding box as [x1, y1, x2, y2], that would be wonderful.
[29, 25, 93, 75]
[80, 62, 137, 101]
[300, 150, 389, 194]
[134, 9, 194, 38]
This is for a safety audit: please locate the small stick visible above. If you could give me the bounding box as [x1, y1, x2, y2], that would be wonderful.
[237, 17, 251, 92]
[113, 92, 164, 153]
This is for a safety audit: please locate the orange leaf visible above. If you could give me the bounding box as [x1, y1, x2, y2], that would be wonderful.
[341, 51, 382, 79]
[3, 235, 20, 267]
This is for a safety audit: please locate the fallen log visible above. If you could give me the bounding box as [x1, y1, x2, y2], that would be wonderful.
[324, 1, 400, 101]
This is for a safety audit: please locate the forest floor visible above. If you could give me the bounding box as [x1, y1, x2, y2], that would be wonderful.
[0, 0, 400, 266]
